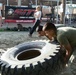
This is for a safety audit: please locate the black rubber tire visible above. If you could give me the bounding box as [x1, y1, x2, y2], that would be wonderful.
[0, 40, 61, 75]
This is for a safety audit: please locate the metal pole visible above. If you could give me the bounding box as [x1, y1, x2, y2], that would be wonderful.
[35, 0, 37, 6]
[18, 0, 21, 6]
[62, 0, 66, 24]
[69, 0, 72, 25]
[56, 0, 59, 24]
[63, 0, 66, 24]
[7, 0, 9, 6]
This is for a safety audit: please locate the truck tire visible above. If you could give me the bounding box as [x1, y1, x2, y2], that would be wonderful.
[0, 40, 61, 75]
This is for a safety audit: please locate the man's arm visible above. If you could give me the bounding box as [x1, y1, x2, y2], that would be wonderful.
[61, 43, 72, 63]
[57, 35, 73, 62]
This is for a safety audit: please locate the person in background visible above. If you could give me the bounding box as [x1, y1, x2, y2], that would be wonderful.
[59, 2, 63, 23]
[43, 22, 76, 64]
[36, 25, 56, 42]
[29, 6, 42, 37]
[50, 6, 55, 23]
[17, 24, 23, 31]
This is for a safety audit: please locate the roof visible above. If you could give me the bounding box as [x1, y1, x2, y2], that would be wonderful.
[0, 0, 76, 6]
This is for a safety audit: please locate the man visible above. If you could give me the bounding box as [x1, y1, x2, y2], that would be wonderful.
[36, 25, 58, 42]
[43, 22, 76, 63]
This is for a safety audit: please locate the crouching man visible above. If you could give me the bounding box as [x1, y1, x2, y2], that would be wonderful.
[43, 22, 76, 63]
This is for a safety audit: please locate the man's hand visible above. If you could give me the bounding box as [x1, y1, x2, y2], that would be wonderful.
[62, 44, 73, 63]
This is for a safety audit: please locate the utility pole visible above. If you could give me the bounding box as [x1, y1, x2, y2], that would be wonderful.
[35, 0, 37, 6]
[18, 0, 21, 6]
[7, 0, 9, 6]
[62, 0, 66, 24]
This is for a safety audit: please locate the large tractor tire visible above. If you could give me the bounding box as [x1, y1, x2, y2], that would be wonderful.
[0, 40, 61, 75]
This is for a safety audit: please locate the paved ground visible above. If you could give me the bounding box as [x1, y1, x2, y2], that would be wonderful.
[0, 32, 47, 49]
[0, 31, 76, 75]
[0, 20, 76, 75]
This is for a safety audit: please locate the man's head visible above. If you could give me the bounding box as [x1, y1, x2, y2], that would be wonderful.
[43, 22, 57, 40]
[36, 25, 45, 37]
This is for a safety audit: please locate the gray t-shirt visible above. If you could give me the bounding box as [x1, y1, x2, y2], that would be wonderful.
[57, 27, 76, 47]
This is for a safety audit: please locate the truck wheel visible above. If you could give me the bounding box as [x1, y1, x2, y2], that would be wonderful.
[0, 40, 61, 75]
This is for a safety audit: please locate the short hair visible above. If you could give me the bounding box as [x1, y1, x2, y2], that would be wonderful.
[36, 25, 43, 32]
[43, 22, 57, 32]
